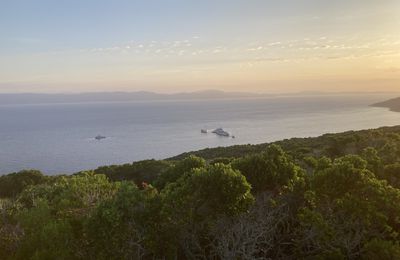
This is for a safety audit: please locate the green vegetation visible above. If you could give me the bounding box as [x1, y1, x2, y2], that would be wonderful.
[2, 125, 400, 259]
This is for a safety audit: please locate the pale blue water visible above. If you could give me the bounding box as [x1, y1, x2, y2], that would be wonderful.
[1, 94, 399, 174]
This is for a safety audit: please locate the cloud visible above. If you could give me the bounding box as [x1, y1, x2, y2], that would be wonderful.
[268, 42, 281, 46]
[30, 34, 400, 70]
[247, 46, 263, 51]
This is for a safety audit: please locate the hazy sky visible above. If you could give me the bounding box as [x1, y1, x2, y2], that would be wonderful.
[1, 0, 399, 93]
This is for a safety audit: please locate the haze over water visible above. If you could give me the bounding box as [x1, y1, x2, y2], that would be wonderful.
[2, 1, 400, 174]
[0, 93, 399, 174]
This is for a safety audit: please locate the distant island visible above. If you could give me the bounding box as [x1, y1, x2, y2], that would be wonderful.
[372, 97, 400, 112]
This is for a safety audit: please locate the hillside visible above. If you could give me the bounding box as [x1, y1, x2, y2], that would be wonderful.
[1, 125, 400, 259]
[170, 125, 400, 161]
[372, 97, 400, 112]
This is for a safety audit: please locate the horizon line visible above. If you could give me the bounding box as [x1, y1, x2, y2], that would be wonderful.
[0, 89, 399, 96]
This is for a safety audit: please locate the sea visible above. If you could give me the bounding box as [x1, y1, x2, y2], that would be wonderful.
[1, 93, 399, 175]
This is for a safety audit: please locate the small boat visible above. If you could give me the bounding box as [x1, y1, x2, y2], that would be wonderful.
[95, 135, 106, 140]
[212, 128, 230, 137]
[201, 129, 208, 133]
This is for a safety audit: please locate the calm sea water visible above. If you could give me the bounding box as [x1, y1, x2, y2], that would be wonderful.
[0, 94, 399, 174]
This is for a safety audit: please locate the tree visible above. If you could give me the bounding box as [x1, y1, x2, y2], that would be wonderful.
[93, 159, 171, 186]
[361, 147, 383, 175]
[15, 199, 75, 260]
[379, 141, 400, 164]
[210, 194, 292, 259]
[161, 164, 254, 258]
[18, 171, 118, 211]
[86, 182, 163, 259]
[10, 172, 119, 259]
[361, 239, 400, 260]
[382, 163, 400, 188]
[0, 170, 48, 198]
[154, 155, 206, 190]
[297, 154, 400, 258]
[231, 144, 302, 193]
[0, 199, 23, 259]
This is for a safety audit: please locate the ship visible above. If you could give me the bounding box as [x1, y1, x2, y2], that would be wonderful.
[212, 128, 230, 137]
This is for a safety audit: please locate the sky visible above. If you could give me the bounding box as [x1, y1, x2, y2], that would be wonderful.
[0, 0, 399, 93]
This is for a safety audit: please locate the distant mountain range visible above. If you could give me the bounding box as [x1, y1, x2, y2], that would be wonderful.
[0, 90, 261, 105]
[372, 97, 400, 112]
[0, 90, 396, 105]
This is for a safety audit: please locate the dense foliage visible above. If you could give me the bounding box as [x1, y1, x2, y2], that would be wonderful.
[1, 125, 400, 259]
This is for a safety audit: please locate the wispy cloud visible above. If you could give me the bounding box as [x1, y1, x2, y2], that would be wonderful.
[55, 32, 395, 66]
